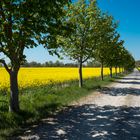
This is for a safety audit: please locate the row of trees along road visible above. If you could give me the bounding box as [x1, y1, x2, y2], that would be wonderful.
[57, 0, 135, 86]
[0, 0, 135, 112]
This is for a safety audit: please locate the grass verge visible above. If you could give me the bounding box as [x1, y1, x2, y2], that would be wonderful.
[0, 74, 123, 139]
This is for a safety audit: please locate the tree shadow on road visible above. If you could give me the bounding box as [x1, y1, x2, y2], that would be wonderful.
[115, 81, 140, 85]
[99, 87, 140, 96]
[117, 77, 140, 81]
[15, 105, 140, 140]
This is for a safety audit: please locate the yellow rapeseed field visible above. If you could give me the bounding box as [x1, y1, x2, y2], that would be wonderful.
[0, 67, 117, 90]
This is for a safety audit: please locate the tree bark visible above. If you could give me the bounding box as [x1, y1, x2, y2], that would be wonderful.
[9, 70, 19, 112]
[101, 61, 104, 81]
[78, 61, 83, 88]
[110, 67, 112, 78]
[119, 67, 121, 73]
[123, 67, 124, 73]
[115, 66, 117, 76]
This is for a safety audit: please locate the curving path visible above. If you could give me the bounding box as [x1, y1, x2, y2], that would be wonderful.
[16, 69, 140, 140]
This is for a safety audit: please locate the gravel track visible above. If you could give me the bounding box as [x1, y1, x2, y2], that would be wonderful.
[16, 70, 140, 140]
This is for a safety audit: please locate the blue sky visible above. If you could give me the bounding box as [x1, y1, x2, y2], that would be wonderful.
[98, 0, 140, 61]
[24, 0, 140, 63]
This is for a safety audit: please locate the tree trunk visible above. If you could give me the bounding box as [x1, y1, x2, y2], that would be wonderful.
[119, 67, 121, 73]
[115, 66, 117, 76]
[122, 68, 124, 73]
[101, 61, 104, 81]
[9, 70, 19, 112]
[78, 61, 83, 88]
[110, 67, 112, 78]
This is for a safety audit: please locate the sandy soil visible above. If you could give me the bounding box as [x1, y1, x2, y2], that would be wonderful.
[15, 69, 140, 140]
[71, 70, 140, 107]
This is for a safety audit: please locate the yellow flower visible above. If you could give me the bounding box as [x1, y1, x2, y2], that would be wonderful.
[0, 67, 118, 90]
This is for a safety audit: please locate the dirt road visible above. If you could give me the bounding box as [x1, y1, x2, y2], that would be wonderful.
[17, 70, 140, 140]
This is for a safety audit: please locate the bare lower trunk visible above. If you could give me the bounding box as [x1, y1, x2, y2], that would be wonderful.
[123, 68, 125, 73]
[119, 67, 121, 73]
[110, 67, 112, 78]
[101, 61, 104, 81]
[79, 61, 83, 88]
[9, 70, 19, 112]
[115, 66, 117, 76]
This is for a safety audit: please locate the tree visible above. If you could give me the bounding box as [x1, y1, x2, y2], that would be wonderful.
[121, 49, 135, 72]
[135, 60, 140, 68]
[0, 0, 70, 112]
[57, 0, 101, 87]
[94, 14, 119, 80]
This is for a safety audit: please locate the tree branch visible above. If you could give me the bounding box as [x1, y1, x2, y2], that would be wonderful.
[82, 51, 94, 63]
[82, 55, 90, 63]
[0, 59, 11, 73]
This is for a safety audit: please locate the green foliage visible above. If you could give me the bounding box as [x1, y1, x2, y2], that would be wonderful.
[58, 0, 101, 63]
[94, 15, 118, 63]
[121, 49, 135, 71]
[135, 60, 140, 67]
[0, 0, 70, 68]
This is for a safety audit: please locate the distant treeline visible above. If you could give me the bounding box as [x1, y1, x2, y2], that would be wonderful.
[20, 60, 101, 67]
[1, 60, 136, 68]
[135, 60, 140, 67]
